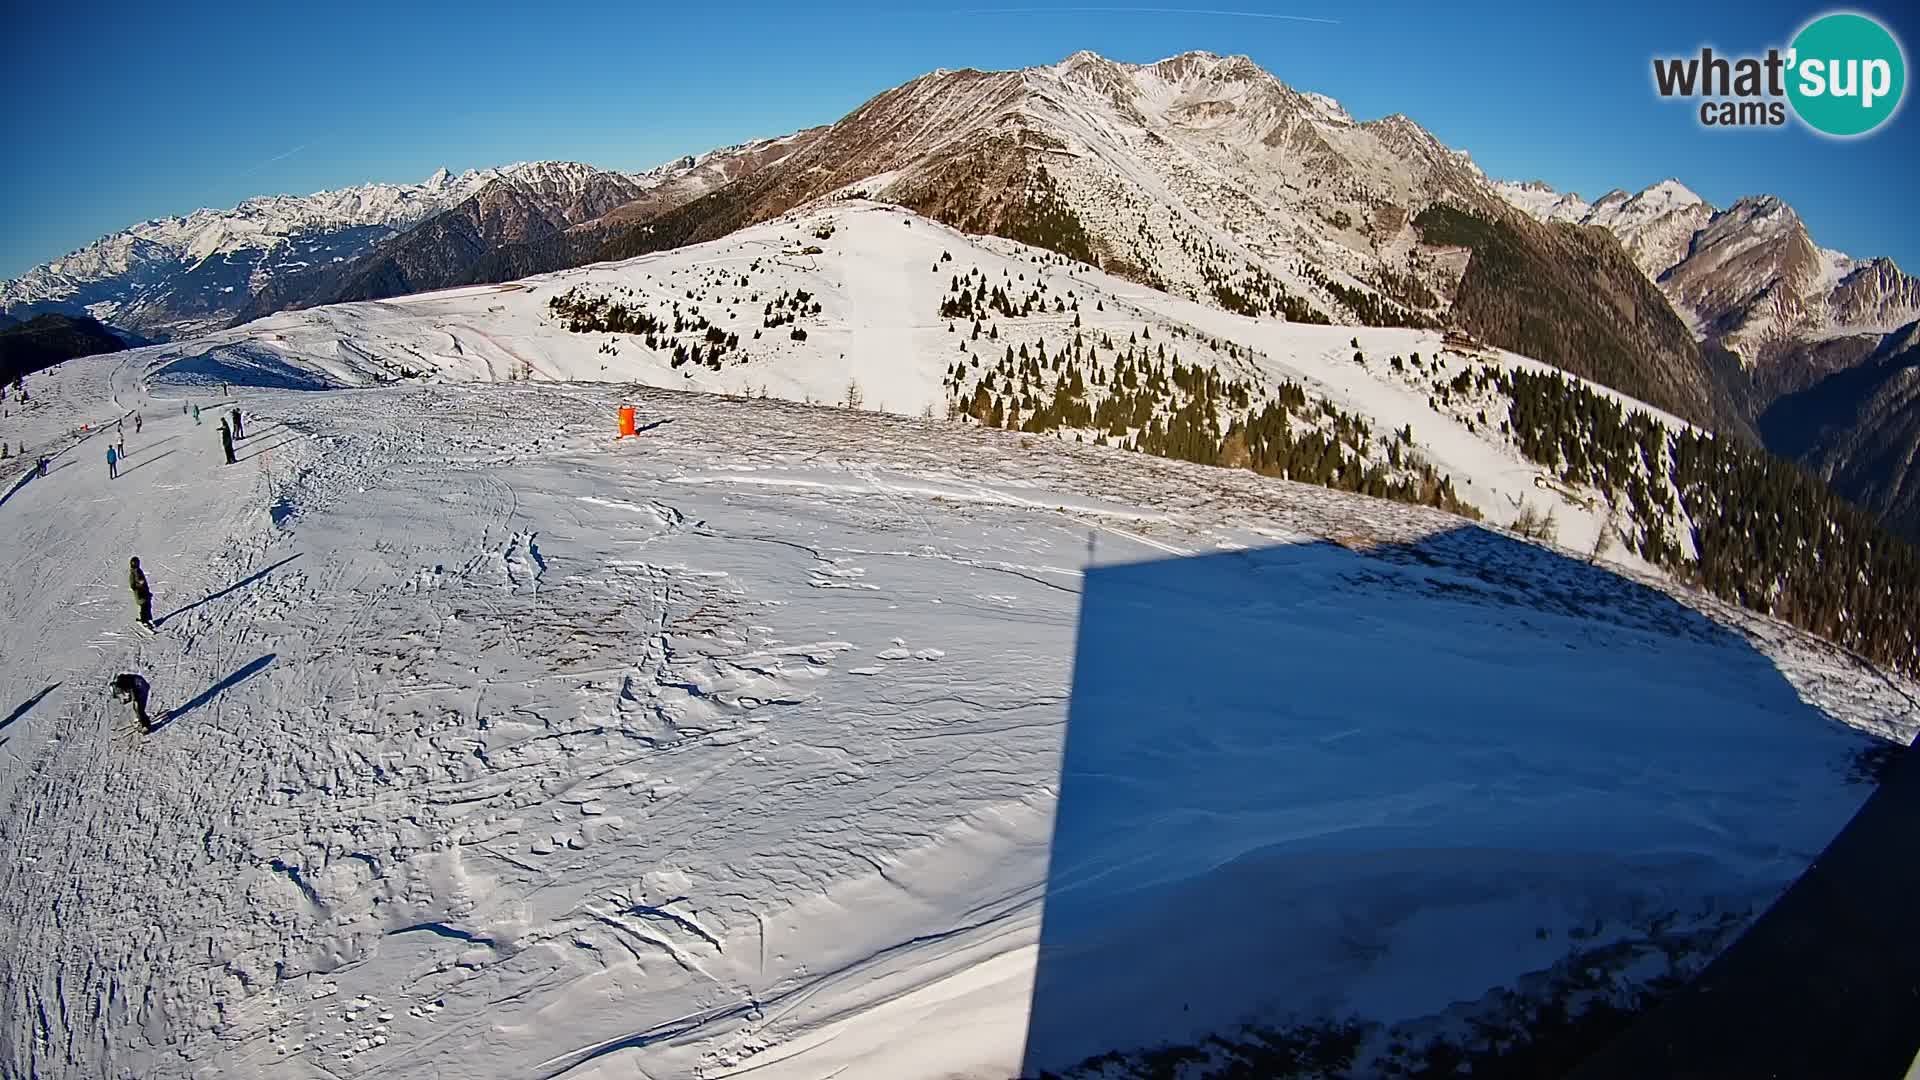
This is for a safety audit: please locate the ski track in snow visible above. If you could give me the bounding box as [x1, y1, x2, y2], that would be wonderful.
[1, 353, 1916, 1080]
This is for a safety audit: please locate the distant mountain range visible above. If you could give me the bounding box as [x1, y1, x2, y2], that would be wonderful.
[0, 148, 819, 344]
[4, 49, 1917, 538]
[1492, 177, 1920, 539]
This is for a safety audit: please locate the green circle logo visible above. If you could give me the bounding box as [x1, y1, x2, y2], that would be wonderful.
[1787, 12, 1906, 136]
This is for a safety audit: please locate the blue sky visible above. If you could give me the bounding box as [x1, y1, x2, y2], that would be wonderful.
[3, 0, 1916, 278]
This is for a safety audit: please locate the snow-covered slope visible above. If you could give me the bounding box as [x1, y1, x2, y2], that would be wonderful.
[92, 201, 1707, 567]
[0, 334, 1913, 1080]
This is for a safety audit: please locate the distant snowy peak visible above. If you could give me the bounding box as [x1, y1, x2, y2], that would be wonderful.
[0, 162, 638, 340]
[2, 167, 493, 297]
[1497, 176, 1918, 355]
[1491, 180, 1593, 223]
[478, 161, 644, 208]
[6, 162, 621, 297]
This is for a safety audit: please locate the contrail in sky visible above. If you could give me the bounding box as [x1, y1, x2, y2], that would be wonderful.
[237, 144, 309, 178]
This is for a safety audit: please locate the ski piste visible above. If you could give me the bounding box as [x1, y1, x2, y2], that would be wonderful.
[1, 340, 1913, 1079]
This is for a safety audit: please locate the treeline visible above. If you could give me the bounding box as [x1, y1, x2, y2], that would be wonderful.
[546, 286, 744, 371]
[945, 324, 1477, 520]
[1302, 265, 1435, 329]
[1204, 264, 1328, 324]
[996, 166, 1099, 267]
[1498, 367, 1920, 675]
[1413, 203, 1739, 436]
[939, 264, 1076, 321]
[1671, 429, 1919, 673]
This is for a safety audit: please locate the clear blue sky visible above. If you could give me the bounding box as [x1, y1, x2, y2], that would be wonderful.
[3, 0, 1916, 278]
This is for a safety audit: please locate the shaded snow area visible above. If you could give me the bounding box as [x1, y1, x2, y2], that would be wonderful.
[1, 350, 1915, 1080]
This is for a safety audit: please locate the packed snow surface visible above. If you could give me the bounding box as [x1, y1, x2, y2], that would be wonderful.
[1, 294, 1914, 1080]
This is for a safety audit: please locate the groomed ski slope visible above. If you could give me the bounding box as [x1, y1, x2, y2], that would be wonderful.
[104, 201, 1697, 569]
[2, 343, 1916, 1080]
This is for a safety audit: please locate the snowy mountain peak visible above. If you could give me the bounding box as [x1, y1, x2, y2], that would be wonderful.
[1721, 193, 1798, 231]
[1642, 178, 1703, 207]
[1490, 180, 1593, 223]
[0, 166, 550, 339]
[493, 160, 621, 190]
[1056, 48, 1114, 71]
[1301, 90, 1355, 125]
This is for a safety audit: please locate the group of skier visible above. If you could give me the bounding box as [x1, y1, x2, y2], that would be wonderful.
[112, 557, 158, 732]
[104, 393, 250, 734]
[108, 403, 247, 478]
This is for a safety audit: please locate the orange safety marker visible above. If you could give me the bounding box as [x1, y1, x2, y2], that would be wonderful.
[617, 405, 636, 438]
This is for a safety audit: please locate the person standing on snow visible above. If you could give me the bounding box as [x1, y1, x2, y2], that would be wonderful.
[192, 403, 201, 425]
[219, 421, 236, 465]
[128, 556, 154, 628]
[134, 413, 143, 435]
[230, 407, 243, 439]
[106, 444, 119, 479]
[110, 673, 153, 733]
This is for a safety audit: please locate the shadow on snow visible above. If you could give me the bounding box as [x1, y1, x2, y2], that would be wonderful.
[117, 447, 179, 477]
[157, 555, 299, 627]
[1019, 524, 1904, 1078]
[152, 653, 276, 731]
[0, 683, 60, 734]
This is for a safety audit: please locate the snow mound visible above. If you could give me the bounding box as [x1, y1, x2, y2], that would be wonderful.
[149, 342, 346, 392]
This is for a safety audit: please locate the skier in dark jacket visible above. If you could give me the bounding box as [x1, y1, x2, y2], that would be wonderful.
[134, 413, 143, 435]
[110, 673, 153, 732]
[106, 444, 118, 479]
[230, 407, 244, 439]
[219, 421, 236, 465]
[129, 556, 154, 628]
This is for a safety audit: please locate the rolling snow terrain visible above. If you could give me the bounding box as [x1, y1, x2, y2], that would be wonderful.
[1, 265, 1917, 1079]
[74, 201, 1706, 569]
